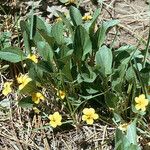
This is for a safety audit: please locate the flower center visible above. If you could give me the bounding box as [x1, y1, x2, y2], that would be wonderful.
[87, 114, 92, 119]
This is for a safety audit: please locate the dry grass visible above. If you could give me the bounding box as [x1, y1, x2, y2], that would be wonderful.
[0, 112, 115, 149]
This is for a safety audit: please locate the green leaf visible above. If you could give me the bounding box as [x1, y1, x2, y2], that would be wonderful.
[0, 64, 9, 73]
[86, 88, 99, 94]
[89, 8, 100, 37]
[20, 17, 54, 49]
[140, 67, 150, 86]
[29, 16, 48, 39]
[113, 113, 122, 123]
[103, 20, 119, 30]
[94, 20, 119, 49]
[127, 144, 140, 150]
[73, 25, 92, 61]
[37, 61, 53, 73]
[0, 47, 26, 63]
[0, 32, 11, 48]
[115, 119, 140, 150]
[62, 61, 73, 81]
[126, 119, 137, 145]
[58, 48, 73, 64]
[105, 92, 119, 108]
[34, 16, 47, 31]
[20, 20, 30, 34]
[79, 65, 97, 83]
[20, 81, 37, 94]
[18, 97, 34, 108]
[38, 30, 55, 48]
[69, 6, 82, 26]
[112, 78, 122, 93]
[80, 72, 96, 83]
[51, 21, 64, 45]
[29, 65, 44, 83]
[57, 11, 73, 34]
[115, 45, 136, 54]
[37, 41, 53, 62]
[94, 24, 105, 49]
[126, 66, 135, 81]
[115, 129, 130, 150]
[95, 45, 113, 76]
[23, 31, 31, 53]
[21, 20, 42, 45]
[0, 98, 10, 109]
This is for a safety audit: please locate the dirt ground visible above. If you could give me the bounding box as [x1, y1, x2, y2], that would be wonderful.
[104, 0, 149, 47]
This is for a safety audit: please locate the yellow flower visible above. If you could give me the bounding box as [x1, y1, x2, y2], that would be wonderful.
[49, 112, 62, 128]
[2, 82, 12, 96]
[135, 94, 149, 111]
[82, 15, 93, 21]
[57, 90, 66, 100]
[31, 92, 45, 104]
[65, 0, 76, 5]
[27, 54, 38, 63]
[33, 107, 41, 114]
[17, 74, 32, 90]
[82, 108, 99, 125]
[118, 123, 128, 131]
[55, 17, 62, 23]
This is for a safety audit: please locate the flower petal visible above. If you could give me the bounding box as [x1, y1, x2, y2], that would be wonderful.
[143, 99, 149, 106]
[34, 99, 40, 104]
[86, 119, 94, 125]
[135, 97, 140, 103]
[135, 104, 141, 110]
[19, 84, 24, 90]
[57, 121, 62, 126]
[83, 108, 89, 115]
[139, 94, 145, 99]
[50, 121, 57, 128]
[54, 112, 62, 121]
[89, 108, 95, 114]
[48, 115, 53, 120]
[82, 115, 87, 121]
[93, 114, 99, 120]
[141, 107, 146, 112]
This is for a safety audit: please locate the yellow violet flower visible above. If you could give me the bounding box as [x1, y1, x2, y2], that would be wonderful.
[118, 123, 128, 132]
[55, 17, 62, 23]
[2, 82, 12, 96]
[17, 74, 32, 90]
[57, 90, 66, 100]
[33, 107, 41, 114]
[65, 0, 76, 5]
[49, 112, 62, 128]
[31, 92, 45, 104]
[135, 94, 149, 111]
[82, 108, 99, 125]
[82, 15, 93, 21]
[27, 54, 38, 63]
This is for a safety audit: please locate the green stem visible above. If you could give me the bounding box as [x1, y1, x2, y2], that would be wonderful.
[133, 57, 147, 96]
